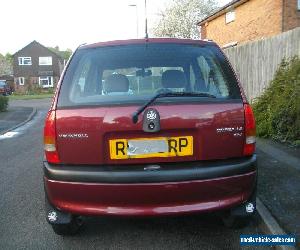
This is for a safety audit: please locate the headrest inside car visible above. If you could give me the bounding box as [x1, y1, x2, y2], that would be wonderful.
[104, 74, 129, 93]
[161, 70, 187, 89]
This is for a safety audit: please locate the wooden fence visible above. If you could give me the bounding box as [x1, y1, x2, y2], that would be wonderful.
[224, 27, 300, 102]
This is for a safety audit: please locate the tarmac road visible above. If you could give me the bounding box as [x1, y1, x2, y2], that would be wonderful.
[0, 99, 262, 250]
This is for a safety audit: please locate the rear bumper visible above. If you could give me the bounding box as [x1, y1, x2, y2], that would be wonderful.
[44, 155, 256, 183]
[44, 155, 257, 216]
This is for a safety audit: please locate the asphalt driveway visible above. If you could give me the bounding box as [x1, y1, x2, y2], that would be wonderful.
[0, 98, 263, 249]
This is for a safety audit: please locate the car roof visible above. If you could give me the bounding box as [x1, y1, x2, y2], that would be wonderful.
[79, 38, 217, 50]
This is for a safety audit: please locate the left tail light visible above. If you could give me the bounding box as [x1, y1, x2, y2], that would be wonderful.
[44, 110, 60, 164]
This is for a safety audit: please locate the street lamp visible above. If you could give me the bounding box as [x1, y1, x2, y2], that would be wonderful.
[128, 4, 139, 38]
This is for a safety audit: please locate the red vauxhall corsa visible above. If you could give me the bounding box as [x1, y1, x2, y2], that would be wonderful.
[43, 38, 257, 235]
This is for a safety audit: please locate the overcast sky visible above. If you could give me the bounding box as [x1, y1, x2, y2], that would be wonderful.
[0, 0, 231, 54]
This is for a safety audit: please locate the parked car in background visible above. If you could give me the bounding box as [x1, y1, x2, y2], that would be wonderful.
[43, 38, 257, 235]
[0, 80, 12, 95]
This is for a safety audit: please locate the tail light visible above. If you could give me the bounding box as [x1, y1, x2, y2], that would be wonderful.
[243, 104, 256, 156]
[44, 110, 60, 163]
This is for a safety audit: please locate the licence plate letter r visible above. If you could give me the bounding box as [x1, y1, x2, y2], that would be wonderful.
[168, 139, 178, 153]
[116, 141, 126, 156]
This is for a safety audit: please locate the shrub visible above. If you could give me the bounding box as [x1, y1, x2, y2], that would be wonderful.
[44, 87, 55, 94]
[0, 95, 9, 112]
[26, 83, 43, 95]
[252, 56, 300, 145]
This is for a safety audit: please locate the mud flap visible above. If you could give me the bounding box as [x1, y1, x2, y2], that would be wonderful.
[231, 181, 257, 217]
[45, 194, 72, 225]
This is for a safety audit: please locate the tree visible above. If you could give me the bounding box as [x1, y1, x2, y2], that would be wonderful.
[61, 49, 73, 61]
[0, 53, 13, 75]
[48, 46, 73, 61]
[5, 53, 13, 65]
[152, 0, 218, 39]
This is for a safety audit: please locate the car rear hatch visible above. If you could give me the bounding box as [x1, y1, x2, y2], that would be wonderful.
[45, 41, 255, 165]
[54, 102, 245, 164]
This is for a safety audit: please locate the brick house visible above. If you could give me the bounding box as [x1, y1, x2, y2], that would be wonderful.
[197, 0, 300, 48]
[13, 41, 64, 91]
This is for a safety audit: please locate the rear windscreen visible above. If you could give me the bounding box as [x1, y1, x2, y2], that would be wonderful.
[57, 43, 241, 107]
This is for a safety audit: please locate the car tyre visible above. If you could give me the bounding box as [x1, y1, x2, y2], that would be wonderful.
[222, 213, 251, 229]
[51, 216, 83, 236]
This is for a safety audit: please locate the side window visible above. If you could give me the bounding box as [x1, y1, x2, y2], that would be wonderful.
[197, 56, 217, 94]
[189, 65, 196, 90]
[70, 57, 92, 100]
[197, 56, 210, 86]
[197, 56, 229, 97]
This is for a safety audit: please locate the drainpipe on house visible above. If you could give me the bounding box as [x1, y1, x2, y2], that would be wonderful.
[282, 0, 285, 32]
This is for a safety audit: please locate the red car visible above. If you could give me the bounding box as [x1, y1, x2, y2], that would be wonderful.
[0, 80, 12, 96]
[43, 38, 256, 235]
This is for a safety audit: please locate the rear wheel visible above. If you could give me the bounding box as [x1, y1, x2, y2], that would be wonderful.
[51, 216, 83, 236]
[222, 213, 251, 228]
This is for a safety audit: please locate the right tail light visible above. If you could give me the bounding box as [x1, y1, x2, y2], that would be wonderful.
[243, 104, 256, 156]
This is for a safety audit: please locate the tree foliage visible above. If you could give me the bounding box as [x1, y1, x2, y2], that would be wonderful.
[152, 0, 217, 39]
[0, 53, 13, 75]
[4, 53, 13, 65]
[48, 46, 73, 61]
[253, 56, 300, 145]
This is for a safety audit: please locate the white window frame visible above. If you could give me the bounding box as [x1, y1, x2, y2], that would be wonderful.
[39, 56, 52, 66]
[39, 76, 53, 88]
[18, 57, 32, 65]
[19, 77, 25, 85]
[225, 9, 235, 24]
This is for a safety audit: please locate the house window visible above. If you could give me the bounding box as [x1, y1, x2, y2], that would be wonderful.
[39, 76, 53, 88]
[225, 9, 235, 24]
[39, 56, 52, 65]
[19, 77, 25, 85]
[18, 57, 32, 65]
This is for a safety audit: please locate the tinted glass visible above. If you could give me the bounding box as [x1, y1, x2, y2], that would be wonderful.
[58, 43, 241, 107]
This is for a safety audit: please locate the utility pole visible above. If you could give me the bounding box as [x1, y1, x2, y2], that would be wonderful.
[128, 4, 139, 38]
[144, 0, 148, 39]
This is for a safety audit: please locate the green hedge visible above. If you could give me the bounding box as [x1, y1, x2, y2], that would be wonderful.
[253, 56, 300, 146]
[0, 95, 9, 112]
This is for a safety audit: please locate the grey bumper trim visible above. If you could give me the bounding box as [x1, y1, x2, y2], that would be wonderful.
[44, 155, 257, 183]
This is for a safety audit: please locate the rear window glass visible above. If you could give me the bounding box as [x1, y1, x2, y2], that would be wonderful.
[58, 43, 241, 107]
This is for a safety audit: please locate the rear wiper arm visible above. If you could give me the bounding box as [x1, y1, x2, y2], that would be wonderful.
[132, 91, 216, 123]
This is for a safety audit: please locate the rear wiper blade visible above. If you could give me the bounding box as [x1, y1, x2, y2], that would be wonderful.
[132, 91, 216, 123]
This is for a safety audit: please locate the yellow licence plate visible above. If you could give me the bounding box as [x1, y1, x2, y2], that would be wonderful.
[109, 136, 193, 159]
